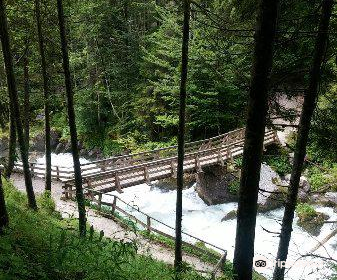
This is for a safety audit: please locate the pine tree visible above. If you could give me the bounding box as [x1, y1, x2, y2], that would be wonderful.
[233, 0, 280, 279]
[35, 0, 52, 191]
[0, 0, 37, 210]
[174, 0, 191, 274]
[57, 0, 86, 237]
[273, 1, 334, 279]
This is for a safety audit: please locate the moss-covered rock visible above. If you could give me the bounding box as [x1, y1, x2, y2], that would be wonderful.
[296, 203, 329, 236]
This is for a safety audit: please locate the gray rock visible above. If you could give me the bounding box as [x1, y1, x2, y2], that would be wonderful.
[152, 173, 195, 192]
[195, 165, 238, 205]
[319, 192, 337, 207]
[221, 210, 237, 222]
[257, 164, 285, 212]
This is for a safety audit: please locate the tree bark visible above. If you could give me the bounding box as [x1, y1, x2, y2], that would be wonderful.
[174, 0, 190, 274]
[23, 48, 30, 150]
[35, 0, 51, 192]
[272, 1, 333, 279]
[57, 0, 86, 237]
[233, 1, 279, 279]
[0, 0, 37, 210]
[5, 107, 16, 178]
[0, 171, 9, 234]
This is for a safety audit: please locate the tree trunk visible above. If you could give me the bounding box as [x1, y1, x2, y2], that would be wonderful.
[57, 0, 86, 237]
[5, 107, 16, 178]
[272, 1, 333, 279]
[233, 1, 279, 279]
[174, 0, 190, 274]
[0, 0, 37, 210]
[23, 48, 30, 150]
[35, 0, 51, 192]
[0, 171, 9, 234]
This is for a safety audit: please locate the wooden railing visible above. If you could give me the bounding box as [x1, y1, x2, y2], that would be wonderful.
[63, 186, 227, 260]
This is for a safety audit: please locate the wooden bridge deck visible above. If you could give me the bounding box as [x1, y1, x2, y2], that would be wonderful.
[61, 128, 279, 197]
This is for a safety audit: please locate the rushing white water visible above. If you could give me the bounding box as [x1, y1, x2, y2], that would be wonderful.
[36, 153, 337, 280]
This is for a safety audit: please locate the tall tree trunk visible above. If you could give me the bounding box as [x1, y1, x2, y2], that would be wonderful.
[174, 0, 190, 274]
[5, 107, 16, 178]
[0, 171, 9, 233]
[272, 1, 333, 279]
[233, 1, 279, 279]
[35, 0, 51, 192]
[57, 0, 86, 237]
[23, 48, 30, 149]
[0, 0, 37, 210]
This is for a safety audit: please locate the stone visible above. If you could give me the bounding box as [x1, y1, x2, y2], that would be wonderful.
[195, 164, 238, 205]
[318, 192, 337, 207]
[30, 129, 61, 152]
[297, 211, 329, 237]
[152, 173, 196, 192]
[221, 210, 237, 222]
[257, 164, 285, 212]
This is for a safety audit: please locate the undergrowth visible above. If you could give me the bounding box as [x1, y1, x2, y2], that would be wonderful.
[0, 179, 223, 280]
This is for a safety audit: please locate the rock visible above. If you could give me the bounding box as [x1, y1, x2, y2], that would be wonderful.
[152, 173, 195, 192]
[30, 129, 61, 152]
[297, 211, 329, 236]
[221, 210, 237, 222]
[315, 192, 337, 207]
[55, 142, 64, 154]
[257, 164, 285, 212]
[50, 130, 61, 150]
[0, 137, 9, 158]
[300, 176, 311, 192]
[195, 165, 238, 205]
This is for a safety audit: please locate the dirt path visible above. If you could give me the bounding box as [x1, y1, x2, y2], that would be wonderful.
[11, 174, 216, 273]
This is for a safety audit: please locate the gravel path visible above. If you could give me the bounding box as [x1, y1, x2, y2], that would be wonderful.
[11, 173, 216, 274]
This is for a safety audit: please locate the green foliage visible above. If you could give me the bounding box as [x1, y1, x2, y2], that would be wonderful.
[263, 145, 292, 176]
[37, 190, 56, 215]
[228, 179, 240, 195]
[1, 179, 228, 280]
[295, 203, 329, 236]
[296, 203, 317, 221]
[307, 164, 337, 192]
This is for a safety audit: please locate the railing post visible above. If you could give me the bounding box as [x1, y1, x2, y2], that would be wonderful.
[227, 147, 233, 161]
[30, 162, 34, 176]
[217, 149, 224, 166]
[56, 166, 60, 180]
[144, 166, 150, 184]
[170, 160, 177, 178]
[146, 216, 151, 233]
[97, 193, 102, 211]
[115, 172, 123, 193]
[111, 196, 117, 215]
[195, 156, 202, 172]
[63, 183, 69, 199]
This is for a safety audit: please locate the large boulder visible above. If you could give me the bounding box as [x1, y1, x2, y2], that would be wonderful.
[152, 173, 195, 192]
[30, 129, 61, 152]
[311, 192, 337, 208]
[195, 163, 287, 212]
[195, 165, 238, 205]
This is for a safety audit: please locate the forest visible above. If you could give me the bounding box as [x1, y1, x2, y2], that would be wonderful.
[0, 0, 336, 280]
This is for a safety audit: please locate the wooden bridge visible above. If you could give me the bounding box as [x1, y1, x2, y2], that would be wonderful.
[12, 127, 279, 195]
[61, 127, 279, 198]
